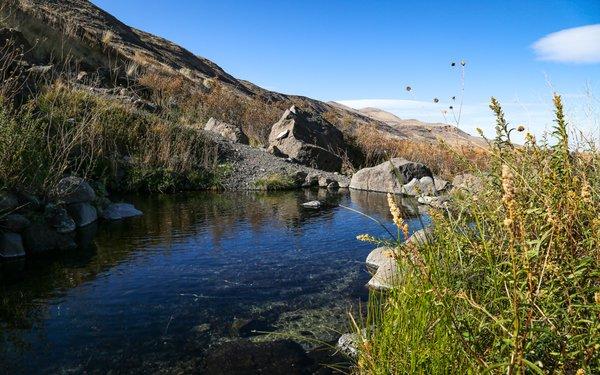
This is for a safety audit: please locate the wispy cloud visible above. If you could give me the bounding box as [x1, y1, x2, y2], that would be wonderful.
[532, 24, 600, 63]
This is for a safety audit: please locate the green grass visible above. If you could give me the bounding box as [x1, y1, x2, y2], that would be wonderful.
[254, 173, 297, 191]
[355, 94, 600, 374]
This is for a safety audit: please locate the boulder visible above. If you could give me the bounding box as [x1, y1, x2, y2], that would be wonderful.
[402, 176, 451, 196]
[45, 204, 76, 233]
[406, 227, 433, 246]
[418, 195, 449, 209]
[268, 106, 345, 172]
[54, 177, 96, 204]
[201, 339, 313, 374]
[327, 181, 339, 190]
[367, 260, 401, 291]
[338, 180, 350, 189]
[204, 117, 249, 144]
[366, 246, 396, 271]
[0, 232, 26, 259]
[22, 223, 77, 254]
[291, 171, 308, 187]
[0, 214, 30, 232]
[350, 158, 433, 195]
[67, 202, 98, 227]
[100, 203, 143, 220]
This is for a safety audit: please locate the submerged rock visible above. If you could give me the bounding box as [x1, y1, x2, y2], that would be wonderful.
[201, 339, 313, 374]
[101, 203, 143, 220]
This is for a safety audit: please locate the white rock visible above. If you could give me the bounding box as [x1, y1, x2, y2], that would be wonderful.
[301, 200, 321, 209]
[366, 246, 396, 271]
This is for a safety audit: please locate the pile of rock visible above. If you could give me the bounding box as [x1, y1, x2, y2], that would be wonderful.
[0, 177, 142, 260]
[349, 158, 450, 197]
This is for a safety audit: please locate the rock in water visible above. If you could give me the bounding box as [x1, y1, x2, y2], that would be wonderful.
[101, 203, 143, 220]
[22, 223, 77, 254]
[337, 332, 361, 358]
[67, 202, 98, 227]
[54, 176, 96, 204]
[204, 117, 249, 144]
[350, 158, 438, 195]
[0, 232, 26, 259]
[302, 201, 322, 209]
[268, 106, 345, 172]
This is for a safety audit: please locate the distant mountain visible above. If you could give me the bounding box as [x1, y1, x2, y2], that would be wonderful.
[2, 0, 483, 147]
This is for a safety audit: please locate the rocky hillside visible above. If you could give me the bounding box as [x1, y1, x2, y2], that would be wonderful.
[1, 0, 482, 147]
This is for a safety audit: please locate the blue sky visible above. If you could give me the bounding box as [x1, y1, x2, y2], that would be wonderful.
[91, 0, 600, 139]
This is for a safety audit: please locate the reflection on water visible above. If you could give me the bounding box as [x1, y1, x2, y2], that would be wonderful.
[0, 190, 428, 374]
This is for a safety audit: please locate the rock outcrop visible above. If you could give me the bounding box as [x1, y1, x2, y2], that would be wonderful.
[350, 158, 450, 196]
[100, 203, 143, 220]
[268, 106, 345, 172]
[204, 118, 249, 144]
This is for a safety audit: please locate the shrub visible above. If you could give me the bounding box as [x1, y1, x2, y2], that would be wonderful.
[355, 94, 599, 374]
[254, 173, 296, 191]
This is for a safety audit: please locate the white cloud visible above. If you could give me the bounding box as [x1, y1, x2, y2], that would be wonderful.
[532, 24, 600, 63]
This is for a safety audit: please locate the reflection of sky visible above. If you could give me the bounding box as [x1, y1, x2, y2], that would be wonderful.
[1, 190, 427, 373]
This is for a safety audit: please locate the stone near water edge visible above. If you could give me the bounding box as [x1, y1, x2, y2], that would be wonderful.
[327, 181, 339, 190]
[204, 117, 249, 144]
[406, 227, 433, 246]
[418, 195, 449, 209]
[0, 213, 30, 232]
[22, 223, 77, 254]
[45, 204, 76, 233]
[402, 176, 450, 196]
[318, 176, 335, 188]
[54, 176, 96, 204]
[302, 173, 319, 188]
[350, 158, 433, 195]
[366, 246, 396, 271]
[302, 200, 322, 209]
[67, 202, 98, 227]
[367, 260, 401, 291]
[0, 232, 26, 259]
[338, 180, 350, 189]
[101, 203, 143, 220]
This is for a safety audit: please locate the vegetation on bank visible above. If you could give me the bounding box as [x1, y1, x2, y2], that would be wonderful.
[356, 95, 599, 374]
[254, 173, 297, 191]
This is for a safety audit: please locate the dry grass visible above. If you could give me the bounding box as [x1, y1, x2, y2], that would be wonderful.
[353, 124, 490, 178]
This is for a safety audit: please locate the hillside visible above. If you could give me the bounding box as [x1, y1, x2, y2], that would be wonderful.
[0, 0, 482, 147]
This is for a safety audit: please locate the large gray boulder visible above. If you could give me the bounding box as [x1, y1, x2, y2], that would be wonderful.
[0, 213, 30, 232]
[204, 117, 249, 144]
[101, 203, 143, 220]
[268, 106, 345, 172]
[54, 177, 96, 204]
[0, 232, 26, 259]
[22, 223, 77, 254]
[67, 202, 98, 227]
[350, 158, 444, 196]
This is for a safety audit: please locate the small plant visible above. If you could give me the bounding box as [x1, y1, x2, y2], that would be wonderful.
[254, 173, 296, 191]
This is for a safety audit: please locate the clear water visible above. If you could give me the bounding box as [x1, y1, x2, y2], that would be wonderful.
[0, 190, 428, 374]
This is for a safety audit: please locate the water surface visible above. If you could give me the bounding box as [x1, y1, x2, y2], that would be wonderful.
[0, 190, 428, 373]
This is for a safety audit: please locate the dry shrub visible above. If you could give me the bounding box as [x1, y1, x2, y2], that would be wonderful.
[354, 124, 490, 178]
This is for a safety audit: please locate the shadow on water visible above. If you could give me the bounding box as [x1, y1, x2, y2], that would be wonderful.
[0, 189, 427, 374]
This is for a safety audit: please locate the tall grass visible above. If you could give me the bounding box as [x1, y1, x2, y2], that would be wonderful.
[355, 94, 599, 374]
